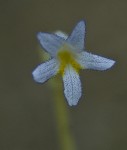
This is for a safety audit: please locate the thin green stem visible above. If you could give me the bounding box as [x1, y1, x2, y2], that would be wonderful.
[49, 78, 77, 150]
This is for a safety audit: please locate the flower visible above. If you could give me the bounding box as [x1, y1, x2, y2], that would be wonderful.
[32, 20, 115, 106]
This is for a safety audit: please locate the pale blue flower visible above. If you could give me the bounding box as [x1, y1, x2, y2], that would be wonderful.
[32, 20, 115, 106]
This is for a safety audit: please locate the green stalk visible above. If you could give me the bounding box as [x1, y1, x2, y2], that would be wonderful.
[49, 77, 76, 150]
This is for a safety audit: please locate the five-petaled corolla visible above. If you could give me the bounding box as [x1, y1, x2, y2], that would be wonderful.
[32, 20, 115, 106]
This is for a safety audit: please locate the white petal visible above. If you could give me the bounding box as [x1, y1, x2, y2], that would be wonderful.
[37, 32, 65, 56]
[32, 59, 58, 83]
[77, 51, 115, 70]
[55, 31, 68, 40]
[63, 66, 82, 106]
[67, 20, 86, 51]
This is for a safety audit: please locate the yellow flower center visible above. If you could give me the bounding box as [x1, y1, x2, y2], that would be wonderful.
[57, 45, 82, 75]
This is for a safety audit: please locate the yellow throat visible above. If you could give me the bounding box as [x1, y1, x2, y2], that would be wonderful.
[57, 45, 82, 75]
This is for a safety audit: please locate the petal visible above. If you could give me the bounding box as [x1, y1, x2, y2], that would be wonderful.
[63, 66, 82, 106]
[37, 32, 65, 56]
[77, 51, 115, 70]
[55, 31, 68, 40]
[67, 20, 86, 51]
[32, 59, 58, 83]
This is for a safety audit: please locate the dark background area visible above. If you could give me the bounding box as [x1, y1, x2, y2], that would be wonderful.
[0, 0, 127, 150]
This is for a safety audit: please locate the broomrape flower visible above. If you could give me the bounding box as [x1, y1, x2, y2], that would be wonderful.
[32, 20, 115, 106]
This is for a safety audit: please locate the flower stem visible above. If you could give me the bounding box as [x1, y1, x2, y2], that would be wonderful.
[49, 77, 77, 150]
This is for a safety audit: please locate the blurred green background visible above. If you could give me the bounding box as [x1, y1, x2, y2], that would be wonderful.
[0, 0, 127, 150]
